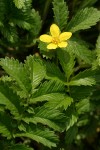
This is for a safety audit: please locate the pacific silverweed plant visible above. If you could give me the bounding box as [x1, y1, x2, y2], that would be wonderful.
[0, 0, 100, 150]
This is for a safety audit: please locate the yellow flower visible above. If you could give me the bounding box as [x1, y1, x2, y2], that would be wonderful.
[39, 24, 72, 49]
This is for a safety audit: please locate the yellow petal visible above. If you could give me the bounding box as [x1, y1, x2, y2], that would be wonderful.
[40, 34, 52, 43]
[47, 43, 57, 49]
[58, 42, 68, 48]
[59, 32, 72, 41]
[50, 24, 60, 37]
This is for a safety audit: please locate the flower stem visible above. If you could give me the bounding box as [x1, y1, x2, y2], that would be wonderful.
[42, 0, 52, 24]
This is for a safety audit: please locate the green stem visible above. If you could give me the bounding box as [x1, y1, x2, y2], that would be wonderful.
[42, 0, 52, 24]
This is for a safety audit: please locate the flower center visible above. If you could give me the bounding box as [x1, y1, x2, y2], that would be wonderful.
[52, 37, 60, 44]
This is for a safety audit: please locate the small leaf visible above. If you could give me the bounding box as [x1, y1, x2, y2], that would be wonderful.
[0, 112, 13, 139]
[24, 55, 46, 91]
[45, 95, 73, 110]
[45, 61, 65, 83]
[13, 0, 25, 9]
[65, 125, 78, 144]
[57, 49, 75, 80]
[53, 0, 69, 30]
[66, 113, 78, 131]
[76, 98, 94, 114]
[68, 77, 95, 86]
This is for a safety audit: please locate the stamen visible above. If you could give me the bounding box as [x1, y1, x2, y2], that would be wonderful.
[52, 37, 60, 44]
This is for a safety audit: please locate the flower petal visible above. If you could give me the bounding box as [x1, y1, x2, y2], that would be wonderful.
[40, 34, 52, 43]
[47, 43, 57, 49]
[50, 24, 60, 37]
[58, 42, 68, 48]
[59, 32, 72, 41]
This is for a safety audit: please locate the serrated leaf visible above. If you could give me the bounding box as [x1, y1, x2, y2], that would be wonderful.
[67, 7, 100, 32]
[53, 0, 69, 30]
[70, 86, 93, 100]
[24, 55, 46, 91]
[0, 82, 23, 119]
[57, 49, 75, 80]
[1, 24, 18, 43]
[68, 77, 95, 86]
[65, 125, 78, 144]
[23, 107, 64, 131]
[67, 38, 94, 64]
[30, 93, 66, 104]
[0, 112, 13, 139]
[0, 57, 31, 93]
[13, 0, 25, 9]
[69, 68, 96, 86]
[76, 98, 93, 114]
[15, 126, 58, 148]
[66, 113, 78, 131]
[30, 9, 42, 36]
[45, 61, 66, 83]
[33, 80, 65, 96]
[45, 95, 73, 110]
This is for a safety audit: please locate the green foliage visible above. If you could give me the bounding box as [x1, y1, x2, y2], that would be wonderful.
[53, 0, 69, 30]
[13, 0, 26, 9]
[0, 0, 100, 149]
[67, 7, 100, 32]
[67, 38, 94, 64]
[10, 144, 34, 150]
[0, 0, 41, 46]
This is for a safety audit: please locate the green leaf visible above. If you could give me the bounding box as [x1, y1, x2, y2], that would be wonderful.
[30, 93, 66, 104]
[13, 0, 25, 9]
[23, 106, 64, 131]
[0, 112, 13, 139]
[66, 106, 78, 131]
[10, 144, 33, 150]
[29, 9, 42, 36]
[76, 98, 93, 114]
[66, 113, 78, 131]
[67, 38, 94, 64]
[45, 61, 65, 83]
[0, 81, 23, 119]
[1, 24, 18, 43]
[45, 95, 73, 110]
[15, 126, 58, 148]
[70, 86, 93, 100]
[53, 0, 69, 30]
[65, 125, 78, 144]
[0, 57, 31, 94]
[24, 55, 46, 91]
[57, 49, 75, 80]
[33, 80, 65, 96]
[67, 7, 100, 32]
[69, 68, 96, 86]
[68, 77, 95, 86]
[30, 80, 66, 104]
